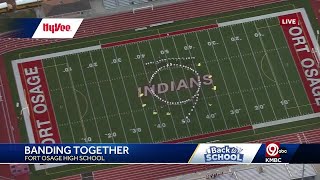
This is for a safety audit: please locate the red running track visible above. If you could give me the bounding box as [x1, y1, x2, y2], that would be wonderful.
[0, 56, 29, 180]
[0, 0, 285, 55]
[88, 128, 320, 180]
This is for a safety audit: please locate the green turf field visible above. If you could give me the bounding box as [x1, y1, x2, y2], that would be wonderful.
[5, 1, 320, 178]
[37, 16, 313, 144]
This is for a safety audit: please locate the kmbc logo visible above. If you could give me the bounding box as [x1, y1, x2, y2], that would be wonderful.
[32, 19, 83, 39]
[265, 142, 280, 157]
[265, 142, 287, 163]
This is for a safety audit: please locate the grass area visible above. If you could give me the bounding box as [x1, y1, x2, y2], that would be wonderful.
[3, 0, 320, 179]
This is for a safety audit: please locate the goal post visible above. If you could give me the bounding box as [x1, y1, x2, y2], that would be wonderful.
[132, 4, 153, 14]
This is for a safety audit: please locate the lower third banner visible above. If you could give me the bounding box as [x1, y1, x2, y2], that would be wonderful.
[0, 143, 318, 164]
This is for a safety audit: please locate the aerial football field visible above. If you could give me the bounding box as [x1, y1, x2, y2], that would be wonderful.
[12, 8, 320, 155]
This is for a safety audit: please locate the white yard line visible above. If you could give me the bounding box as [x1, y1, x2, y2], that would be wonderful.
[135, 43, 168, 141]
[53, 58, 76, 143]
[253, 21, 290, 117]
[172, 35, 205, 132]
[230, 25, 265, 123]
[180, 34, 216, 130]
[194, 32, 228, 130]
[100, 47, 128, 143]
[264, 19, 302, 115]
[0, 74, 14, 143]
[241, 23, 278, 120]
[88, 52, 115, 143]
[286, 103, 314, 110]
[65, 56, 89, 142]
[219, 27, 254, 126]
[77, 54, 103, 143]
[252, 112, 320, 129]
[206, 29, 241, 127]
[124, 45, 155, 142]
[218, 8, 306, 27]
[147, 41, 179, 138]
[156, 31, 194, 137]
[14, 45, 101, 63]
[112, 47, 143, 143]
[40, 60, 63, 142]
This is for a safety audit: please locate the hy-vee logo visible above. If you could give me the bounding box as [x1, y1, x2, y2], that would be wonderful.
[43, 23, 71, 33]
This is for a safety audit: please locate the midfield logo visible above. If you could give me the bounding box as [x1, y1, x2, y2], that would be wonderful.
[43, 23, 71, 34]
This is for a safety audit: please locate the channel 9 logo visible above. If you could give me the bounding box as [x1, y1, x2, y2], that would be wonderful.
[265, 142, 287, 163]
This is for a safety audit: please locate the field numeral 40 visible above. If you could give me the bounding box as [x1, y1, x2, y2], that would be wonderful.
[184, 45, 193, 50]
[254, 32, 264, 37]
[81, 137, 92, 142]
[181, 118, 190, 124]
[155, 123, 166, 129]
[136, 54, 145, 60]
[280, 100, 290, 106]
[160, 49, 169, 55]
[207, 41, 218, 46]
[88, 62, 98, 68]
[130, 128, 141, 133]
[230, 109, 241, 115]
[206, 113, 217, 119]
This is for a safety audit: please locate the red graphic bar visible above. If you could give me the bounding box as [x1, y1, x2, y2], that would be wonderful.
[279, 13, 320, 113]
[18, 60, 61, 143]
[102, 24, 218, 48]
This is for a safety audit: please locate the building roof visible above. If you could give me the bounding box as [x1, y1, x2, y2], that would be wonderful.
[42, 0, 91, 17]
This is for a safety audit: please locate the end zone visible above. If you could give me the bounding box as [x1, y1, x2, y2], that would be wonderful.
[279, 10, 320, 113]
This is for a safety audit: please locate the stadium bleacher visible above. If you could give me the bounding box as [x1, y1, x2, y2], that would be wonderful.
[163, 164, 317, 180]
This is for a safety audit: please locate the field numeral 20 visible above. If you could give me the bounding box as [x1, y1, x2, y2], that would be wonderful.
[230, 109, 241, 115]
[231, 36, 241, 42]
[106, 132, 117, 139]
[112, 58, 122, 64]
[63, 67, 72, 72]
[254, 104, 265, 111]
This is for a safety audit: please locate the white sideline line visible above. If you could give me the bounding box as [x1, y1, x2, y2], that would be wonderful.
[12, 45, 101, 63]
[150, 21, 174, 27]
[135, 27, 147, 31]
[252, 113, 320, 129]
